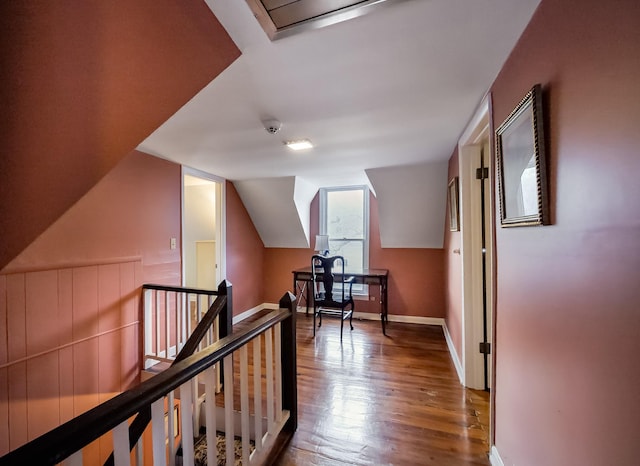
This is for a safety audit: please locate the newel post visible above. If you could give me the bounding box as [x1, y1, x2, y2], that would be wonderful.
[217, 279, 233, 339]
[279, 291, 298, 432]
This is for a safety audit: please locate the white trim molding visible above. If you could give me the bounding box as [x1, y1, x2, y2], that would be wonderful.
[489, 446, 505, 466]
[233, 303, 277, 324]
[295, 306, 445, 327]
[356, 312, 444, 327]
[443, 323, 465, 385]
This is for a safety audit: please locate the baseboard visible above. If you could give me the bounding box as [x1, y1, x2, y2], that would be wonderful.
[381, 314, 444, 326]
[284, 304, 467, 388]
[233, 303, 276, 324]
[489, 446, 505, 466]
[295, 305, 444, 326]
[443, 322, 465, 385]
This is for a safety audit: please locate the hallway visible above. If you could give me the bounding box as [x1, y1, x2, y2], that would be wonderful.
[274, 315, 490, 465]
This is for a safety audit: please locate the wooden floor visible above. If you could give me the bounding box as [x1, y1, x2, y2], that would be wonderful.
[272, 313, 490, 466]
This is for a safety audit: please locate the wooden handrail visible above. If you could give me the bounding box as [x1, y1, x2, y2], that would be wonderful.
[0, 301, 295, 466]
[104, 279, 232, 465]
[142, 283, 221, 296]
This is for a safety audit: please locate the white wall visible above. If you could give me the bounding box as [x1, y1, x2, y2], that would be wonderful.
[366, 161, 448, 248]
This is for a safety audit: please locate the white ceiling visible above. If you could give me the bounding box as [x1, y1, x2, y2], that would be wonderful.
[138, 0, 541, 189]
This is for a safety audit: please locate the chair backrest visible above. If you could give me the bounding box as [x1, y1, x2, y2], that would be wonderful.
[311, 254, 346, 302]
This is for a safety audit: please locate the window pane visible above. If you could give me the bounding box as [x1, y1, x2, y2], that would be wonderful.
[326, 190, 364, 239]
[329, 239, 363, 272]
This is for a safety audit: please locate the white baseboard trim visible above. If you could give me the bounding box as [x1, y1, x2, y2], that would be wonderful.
[280, 304, 467, 389]
[443, 322, 465, 385]
[382, 314, 444, 326]
[489, 446, 505, 466]
[233, 303, 276, 324]
[295, 306, 444, 326]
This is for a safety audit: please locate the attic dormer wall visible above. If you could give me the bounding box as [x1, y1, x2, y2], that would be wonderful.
[263, 191, 446, 319]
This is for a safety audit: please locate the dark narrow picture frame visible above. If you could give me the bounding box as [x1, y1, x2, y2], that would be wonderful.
[448, 176, 460, 231]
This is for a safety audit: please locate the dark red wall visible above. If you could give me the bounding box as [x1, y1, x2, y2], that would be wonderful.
[489, 0, 640, 464]
[0, 0, 240, 270]
[225, 182, 266, 316]
[443, 148, 463, 357]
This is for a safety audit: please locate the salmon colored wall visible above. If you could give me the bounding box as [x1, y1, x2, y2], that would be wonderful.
[0, 151, 182, 456]
[225, 182, 266, 316]
[263, 192, 446, 318]
[489, 1, 640, 465]
[444, 149, 463, 358]
[0, 1, 240, 271]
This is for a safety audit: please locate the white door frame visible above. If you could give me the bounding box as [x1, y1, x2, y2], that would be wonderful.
[458, 93, 495, 391]
[181, 166, 227, 287]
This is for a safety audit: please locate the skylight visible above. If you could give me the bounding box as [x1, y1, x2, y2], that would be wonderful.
[246, 0, 407, 40]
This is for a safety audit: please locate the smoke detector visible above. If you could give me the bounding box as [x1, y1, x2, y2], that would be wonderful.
[262, 119, 282, 134]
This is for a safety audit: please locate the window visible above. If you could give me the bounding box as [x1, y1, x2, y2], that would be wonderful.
[319, 186, 369, 279]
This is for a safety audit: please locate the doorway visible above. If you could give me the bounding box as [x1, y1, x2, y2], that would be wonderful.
[182, 168, 226, 292]
[458, 95, 495, 440]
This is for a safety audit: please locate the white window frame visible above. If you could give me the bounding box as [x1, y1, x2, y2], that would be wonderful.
[319, 185, 370, 295]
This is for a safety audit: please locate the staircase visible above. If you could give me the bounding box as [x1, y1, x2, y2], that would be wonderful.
[0, 283, 297, 466]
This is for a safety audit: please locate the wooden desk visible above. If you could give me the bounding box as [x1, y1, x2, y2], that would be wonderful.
[292, 266, 389, 335]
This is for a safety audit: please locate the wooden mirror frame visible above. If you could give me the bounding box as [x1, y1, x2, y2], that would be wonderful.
[496, 84, 549, 227]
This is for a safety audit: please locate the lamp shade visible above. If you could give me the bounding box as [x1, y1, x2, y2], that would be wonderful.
[314, 235, 330, 255]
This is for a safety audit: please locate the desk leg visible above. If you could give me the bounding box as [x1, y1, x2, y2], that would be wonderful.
[292, 276, 311, 315]
[380, 278, 388, 335]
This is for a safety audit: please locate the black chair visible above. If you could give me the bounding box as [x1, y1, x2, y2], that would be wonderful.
[311, 254, 355, 341]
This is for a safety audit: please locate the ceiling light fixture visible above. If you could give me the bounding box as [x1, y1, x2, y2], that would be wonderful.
[284, 139, 313, 151]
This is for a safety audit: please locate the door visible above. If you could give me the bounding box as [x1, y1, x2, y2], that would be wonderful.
[459, 98, 495, 393]
[478, 141, 493, 391]
[182, 169, 225, 290]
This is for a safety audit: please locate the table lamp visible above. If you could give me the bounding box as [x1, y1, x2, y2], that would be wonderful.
[314, 234, 330, 256]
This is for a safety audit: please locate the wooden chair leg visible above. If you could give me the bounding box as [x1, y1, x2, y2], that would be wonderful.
[349, 308, 354, 331]
[313, 306, 316, 337]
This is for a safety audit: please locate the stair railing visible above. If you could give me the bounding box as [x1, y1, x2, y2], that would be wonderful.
[142, 281, 232, 370]
[0, 291, 297, 466]
[102, 280, 233, 466]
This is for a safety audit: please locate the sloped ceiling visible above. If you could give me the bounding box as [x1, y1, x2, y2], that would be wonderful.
[0, 1, 240, 270]
[234, 176, 317, 247]
[139, 0, 542, 249]
[367, 162, 448, 248]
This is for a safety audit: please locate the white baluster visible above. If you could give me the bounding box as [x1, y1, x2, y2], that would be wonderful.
[135, 437, 143, 466]
[204, 365, 217, 466]
[151, 397, 166, 465]
[240, 345, 250, 465]
[144, 288, 153, 369]
[167, 391, 176, 466]
[63, 450, 82, 466]
[180, 292, 187, 351]
[180, 381, 195, 466]
[223, 354, 234, 466]
[113, 419, 131, 466]
[175, 292, 180, 353]
[275, 323, 282, 422]
[165, 291, 171, 359]
[155, 292, 161, 358]
[253, 335, 263, 451]
[265, 328, 274, 434]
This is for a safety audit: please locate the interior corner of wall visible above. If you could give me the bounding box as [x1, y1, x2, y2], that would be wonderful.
[362, 170, 377, 197]
[293, 176, 318, 246]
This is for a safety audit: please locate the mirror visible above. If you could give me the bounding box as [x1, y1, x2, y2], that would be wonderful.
[496, 84, 549, 226]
